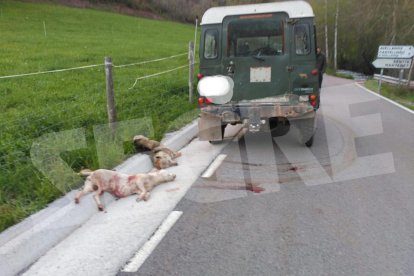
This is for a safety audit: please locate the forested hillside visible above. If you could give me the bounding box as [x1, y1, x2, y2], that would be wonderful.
[310, 0, 414, 74]
[47, 0, 413, 75]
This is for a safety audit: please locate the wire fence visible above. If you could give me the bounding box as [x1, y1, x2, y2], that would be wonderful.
[0, 46, 199, 203]
[0, 53, 188, 80]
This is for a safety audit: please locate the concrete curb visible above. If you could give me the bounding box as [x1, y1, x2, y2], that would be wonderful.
[23, 124, 237, 276]
[0, 120, 198, 276]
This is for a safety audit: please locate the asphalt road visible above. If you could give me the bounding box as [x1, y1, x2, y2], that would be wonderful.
[120, 75, 414, 276]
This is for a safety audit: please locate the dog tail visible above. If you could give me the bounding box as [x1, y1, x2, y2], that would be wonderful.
[78, 169, 93, 177]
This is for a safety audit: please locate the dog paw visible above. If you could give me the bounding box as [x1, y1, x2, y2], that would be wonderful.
[75, 198, 79, 204]
[143, 193, 150, 201]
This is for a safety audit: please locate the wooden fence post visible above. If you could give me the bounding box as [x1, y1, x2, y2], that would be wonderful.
[188, 41, 195, 103]
[105, 57, 117, 132]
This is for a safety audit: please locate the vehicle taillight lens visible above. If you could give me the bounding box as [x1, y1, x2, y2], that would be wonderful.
[198, 97, 213, 107]
[311, 69, 318, 76]
[309, 94, 318, 107]
[197, 73, 204, 80]
[198, 97, 205, 106]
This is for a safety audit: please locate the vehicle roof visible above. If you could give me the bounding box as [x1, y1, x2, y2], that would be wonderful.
[201, 1, 314, 25]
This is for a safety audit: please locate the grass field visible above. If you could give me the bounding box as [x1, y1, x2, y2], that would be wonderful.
[364, 79, 414, 110]
[0, 1, 198, 231]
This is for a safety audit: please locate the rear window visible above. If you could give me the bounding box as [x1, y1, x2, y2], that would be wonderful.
[294, 24, 310, 55]
[226, 15, 284, 57]
[204, 29, 218, 59]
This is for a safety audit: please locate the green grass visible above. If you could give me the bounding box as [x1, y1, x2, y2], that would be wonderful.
[0, 1, 198, 232]
[365, 79, 414, 110]
[335, 73, 354, 80]
[325, 68, 354, 79]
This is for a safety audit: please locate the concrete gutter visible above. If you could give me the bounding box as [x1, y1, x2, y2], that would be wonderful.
[0, 121, 198, 276]
[21, 124, 240, 276]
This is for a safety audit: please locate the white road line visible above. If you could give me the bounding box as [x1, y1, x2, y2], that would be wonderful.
[201, 154, 227, 178]
[355, 83, 414, 115]
[122, 211, 183, 273]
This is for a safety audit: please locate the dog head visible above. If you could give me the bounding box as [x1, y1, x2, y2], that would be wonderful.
[157, 169, 176, 181]
[153, 151, 178, 169]
[148, 169, 176, 182]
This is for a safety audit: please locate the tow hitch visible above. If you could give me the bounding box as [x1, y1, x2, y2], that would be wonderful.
[247, 106, 264, 132]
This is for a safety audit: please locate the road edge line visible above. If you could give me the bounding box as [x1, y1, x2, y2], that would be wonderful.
[201, 154, 227, 178]
[121, 211, 183, 273]
[355, 82, 414, 115]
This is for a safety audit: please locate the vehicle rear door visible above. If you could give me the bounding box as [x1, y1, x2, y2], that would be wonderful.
[288, 19, 318, 97]
[222, 13, 289, 102]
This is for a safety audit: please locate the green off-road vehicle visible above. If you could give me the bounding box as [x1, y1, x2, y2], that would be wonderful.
[197, 0, 319, 146]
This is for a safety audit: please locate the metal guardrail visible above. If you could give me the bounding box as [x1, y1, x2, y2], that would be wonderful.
[373, 74, 414, 87]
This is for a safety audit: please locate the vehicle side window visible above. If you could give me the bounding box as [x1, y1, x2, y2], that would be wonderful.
[294, 24, 310, 55]
[204, 29, 218, 59]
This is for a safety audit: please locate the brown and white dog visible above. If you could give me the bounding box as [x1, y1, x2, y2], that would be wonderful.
[133, 135, 160, 151]
[133, 135, 182, 169]
[75, 169, 176, 211]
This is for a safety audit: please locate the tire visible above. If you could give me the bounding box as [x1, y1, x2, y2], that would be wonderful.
[269, 117, 290, 137]
[305, 135, 314, 147]
[297, 117, 316, 147]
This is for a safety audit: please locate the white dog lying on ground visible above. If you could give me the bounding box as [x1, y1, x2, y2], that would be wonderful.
[75, 169, 176, 211]
[133, 135, 182, 169]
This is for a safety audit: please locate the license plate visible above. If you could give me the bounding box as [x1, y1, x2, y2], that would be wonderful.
[250, 67, 271, 83]
[251, 96, 289, 103]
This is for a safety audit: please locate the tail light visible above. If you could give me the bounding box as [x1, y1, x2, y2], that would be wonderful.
[311, 69, 318, 76]
[198, 97, 213, 107]
[197, 73, 204, 80]
[309, 94, 318, 107]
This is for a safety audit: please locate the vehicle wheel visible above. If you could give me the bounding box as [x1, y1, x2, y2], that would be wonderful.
[297, 117, 316, 146]
[305, 135, 314, 147]
[269, 117, 290, 137]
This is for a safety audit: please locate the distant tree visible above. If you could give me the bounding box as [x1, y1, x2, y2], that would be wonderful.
[333, 0, 339, 71]
[389, 0, 398, 45]
[81, 0, 414, 77]
[324, 0, 329, 66]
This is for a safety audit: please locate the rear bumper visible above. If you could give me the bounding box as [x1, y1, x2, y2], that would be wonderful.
[198, 102, 316, 141]
[201, 102, 316, 122]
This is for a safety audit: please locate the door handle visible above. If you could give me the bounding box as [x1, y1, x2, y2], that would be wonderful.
[227, 61, 235, 75]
